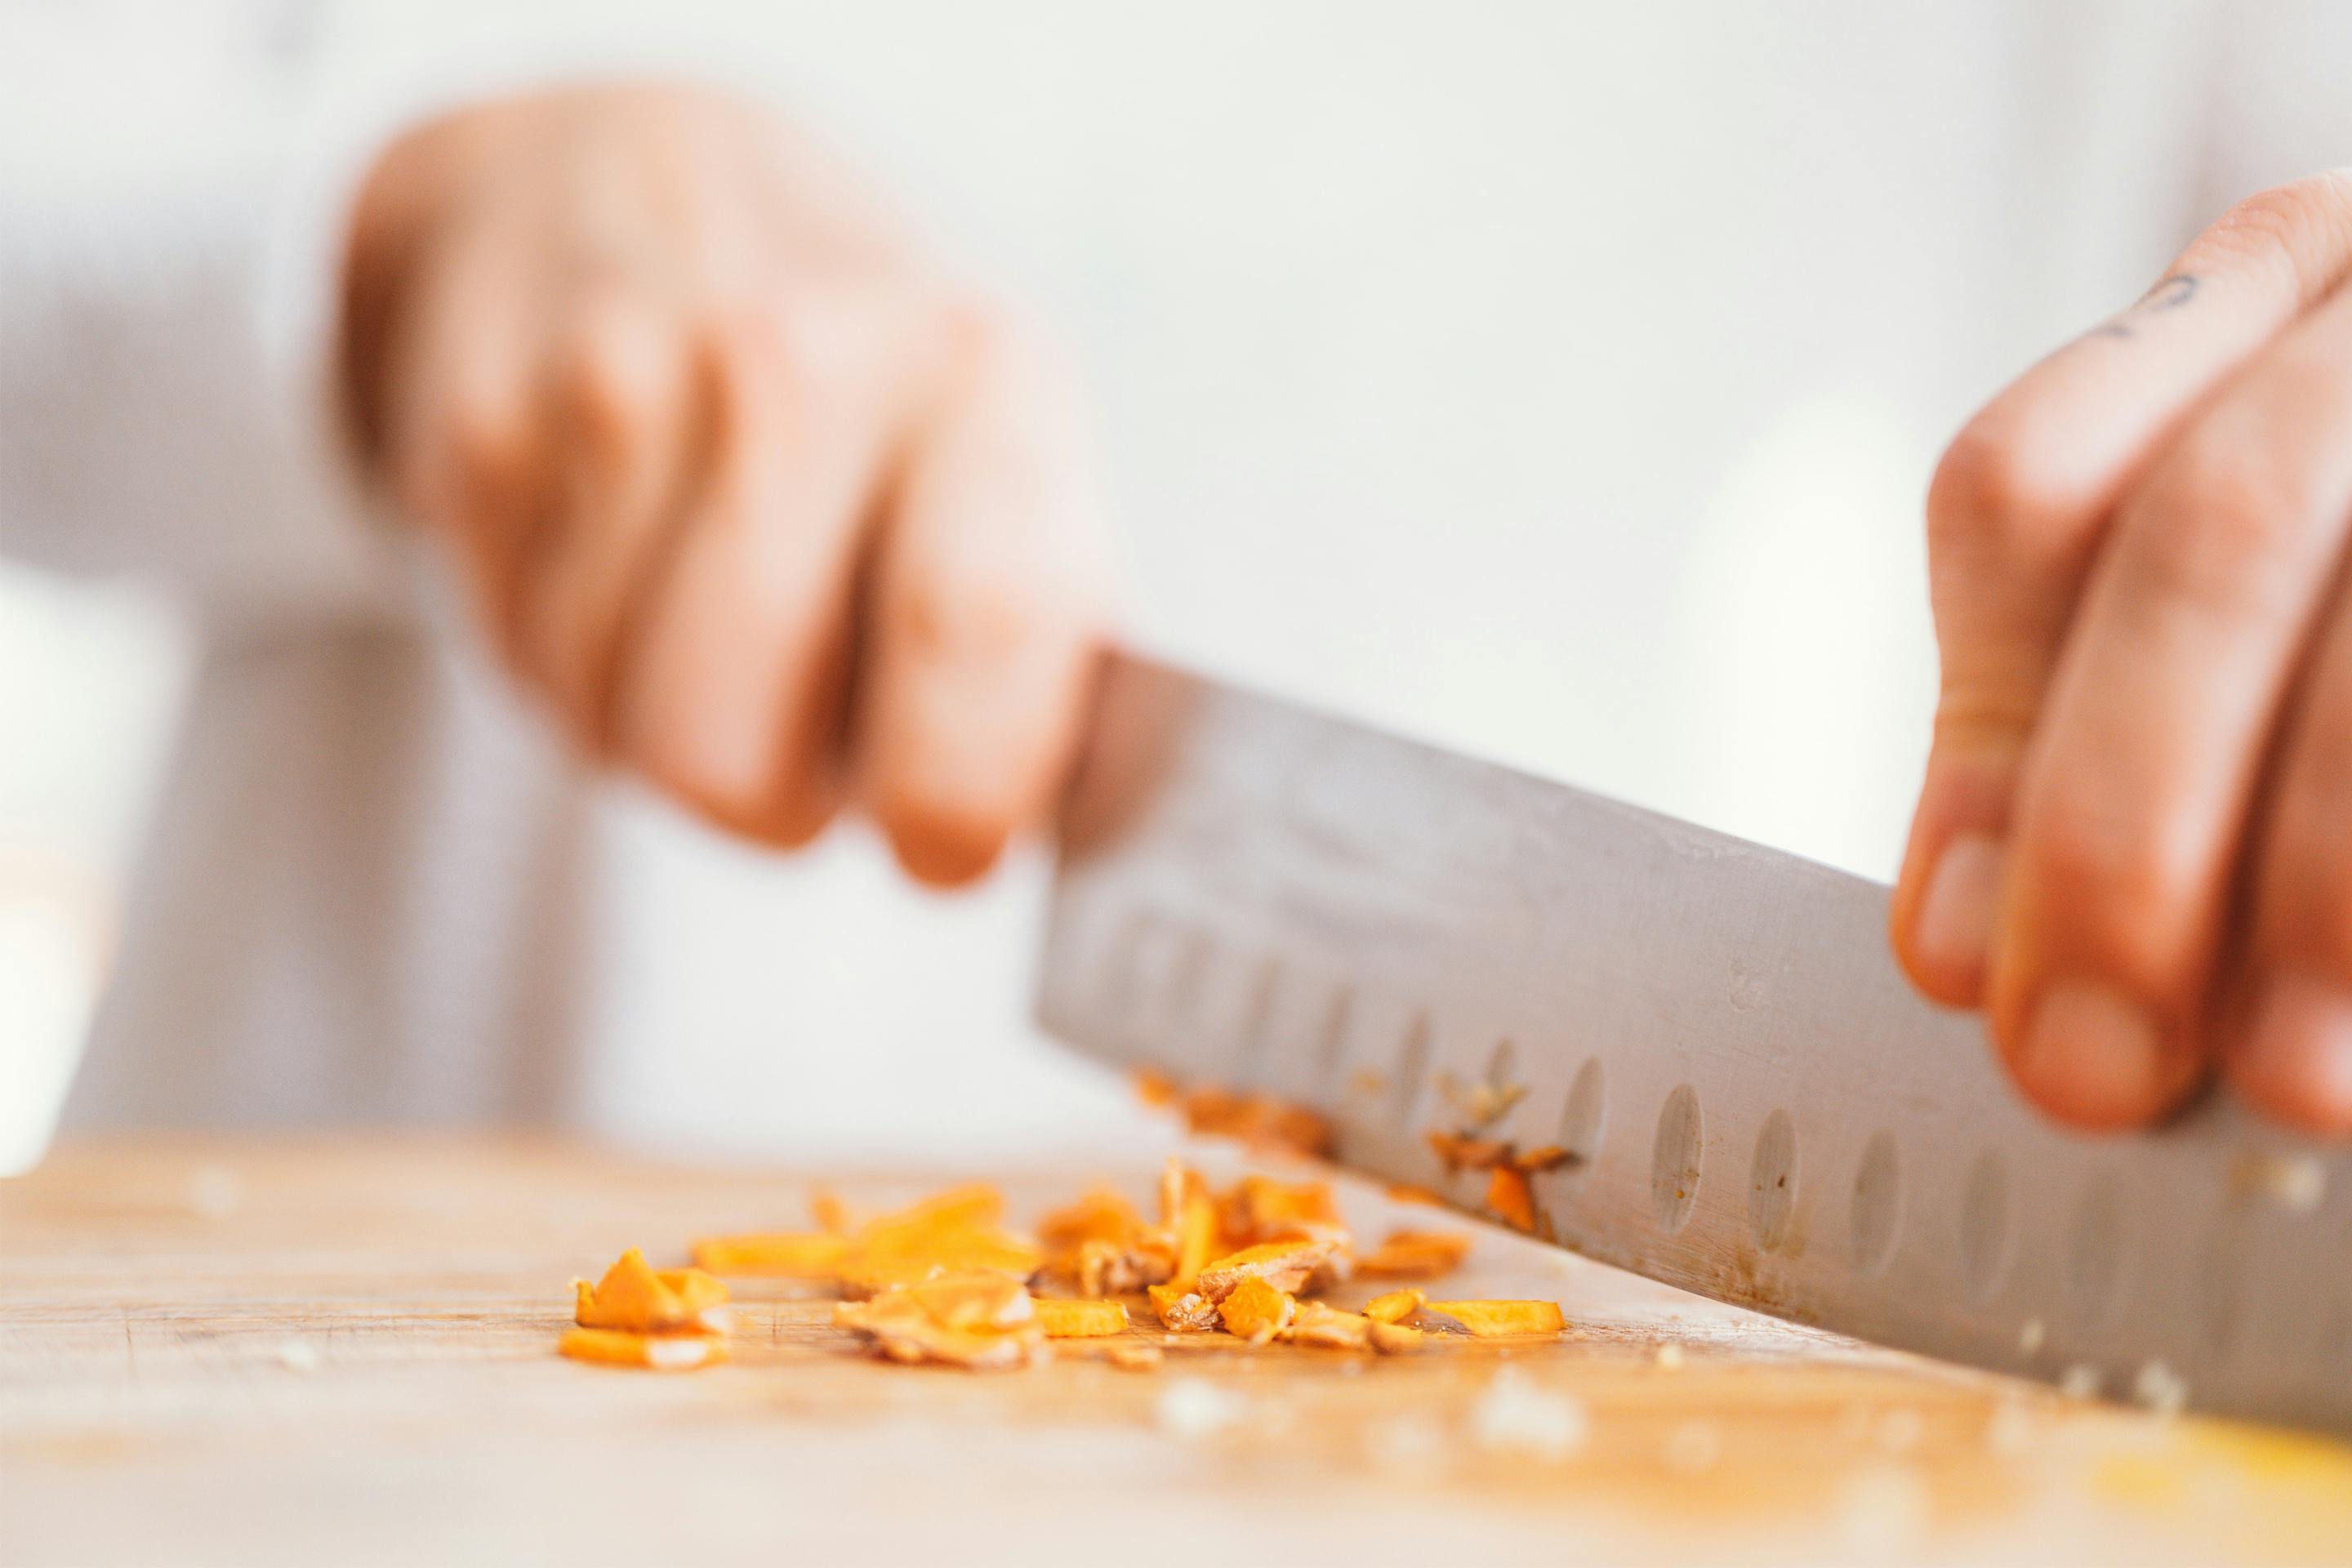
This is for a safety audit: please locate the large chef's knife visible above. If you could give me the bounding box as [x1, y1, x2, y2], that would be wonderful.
[1035, 652, 2352, 1436]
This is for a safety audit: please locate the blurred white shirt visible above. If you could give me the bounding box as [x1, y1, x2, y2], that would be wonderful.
[2, 0, 2346, 1159]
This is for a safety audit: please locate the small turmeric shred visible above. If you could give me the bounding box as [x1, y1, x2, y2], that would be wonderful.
[1418, 1299, 1567, 1337]
[1193, 1237, 1336, 1301]
[1133, 1069, 1180, 1108]
[1217, 1277, 1296, 1344]
[691, 1231, 848, 1278]
[1363, 1287, 1424, 1325]
[1485, 1165, 1539, 1234]
[906, 1271, 1033, 1331]
[1512, 1144, 1573, 1174]
[573, 1249, 733, 1334]
[1218, 1176, 1345, 1250]
[1039, 1188, 1148, 1254]
[1356, 1230, 1472, 1281]
[1286, 1300, 1377, 1351]
[558, 1326, 727, 1371]
[1031, 1298, 1129, 1338]
[808, 1187, 853, 1235]
[1148, 1282, 1218, 1331]
[1427, 1130, 1511, 1174]
[833, 1284, 1043, 1370]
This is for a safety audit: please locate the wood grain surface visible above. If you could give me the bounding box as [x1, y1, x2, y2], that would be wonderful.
[3, 1136, 2347, 1566]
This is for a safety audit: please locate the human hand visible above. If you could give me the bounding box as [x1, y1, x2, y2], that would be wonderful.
[1893, 172, 2352, 1137]
[341, 83, 1107, 884]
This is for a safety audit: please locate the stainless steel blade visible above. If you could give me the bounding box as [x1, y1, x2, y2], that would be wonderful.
[1036, 653, 2352, 1434]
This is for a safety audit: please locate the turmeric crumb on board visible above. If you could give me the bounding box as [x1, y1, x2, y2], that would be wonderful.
[1418, 1300, 1568, 1338]
[573, 1249, 733, 1334]
[1357, 1230, 1472, 1280]
[559, 1325, 727, 1371]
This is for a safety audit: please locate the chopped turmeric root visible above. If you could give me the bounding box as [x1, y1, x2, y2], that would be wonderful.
[1356, 1230, 1472, 1281]
[1485, 1165, 1539, 1234]
[572, 1249, 733, 1334]
[1418, 1299, 1566, 1337]
[1148, 1282, 1219, 1331]
[1031, 1298, 1129, 1339]
[1427, 1130, 1511, 1174]
[691, 1232, 849, 1278]
[834, 1285, 1043, 1370]
[837, 1227, 1043, 1298]
[1218, 1176, 1344, 1248]
[1217, 1277, 1296, 1345]
[1286, 1299, 1416, 1353]
[1039, 1189, 1149, 1254]
[906, 1271, 1033, 1332]
[808, 1187, 853, 1235]
[1174, 1085, 1334, 1157]
[1193, 1237, 1336, 1301]
[1363, 1287, 1424, 1325]
[558, 1326, 727, 1371]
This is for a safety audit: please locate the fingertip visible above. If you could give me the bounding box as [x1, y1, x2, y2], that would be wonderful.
[879, 795, 1013, 889]
[1897, 831, 2003, 1008]
[2004, 980, 2203, 1132]
[2228, 972, 2352, 1138]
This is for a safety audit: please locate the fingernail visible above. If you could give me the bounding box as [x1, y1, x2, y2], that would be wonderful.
[1914, 834, 2002, 991]
[2236, 972, 2352, 1133]
[2019, 982, 2167, 1128]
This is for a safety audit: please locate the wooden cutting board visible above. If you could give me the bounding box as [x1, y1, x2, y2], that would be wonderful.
[3, 1136, 2347, 1566]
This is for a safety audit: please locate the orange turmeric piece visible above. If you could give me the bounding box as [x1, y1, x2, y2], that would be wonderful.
[1356, 1230, 1472, 1281]
[1031, 1298, 1129, 1338]
[1217, 1276, 1296, 1345]
[1512, 1144, 1573, 1174]
[833, 1281, 1044, 1370]
[1193, 1237, 1336, 1302]
[1040, 1188, 1149, 1254]
[1363, 1287, 1424, 1325]
[1173, 1085, 1334, 1158]
[837, 1230, 1045, 1300]
[1147, 1282, 1219, 1332]
[808, 1187, 853, 1235]
[572, 1249, 733, 1334]
[1486, 1165, 1539, 1235]
[1219, 1175, 1342, 1239]
[834, 1183, 1042, 1298]
[691, 1231, 848, 1278]
[1427, 1129, 1511, 1174]
[906, 1271, 1033, 1332]
[1418, 1299, 1567, 1337]
[1286, 1300, 1365, 1348]
[558, 1326, 727, 1371]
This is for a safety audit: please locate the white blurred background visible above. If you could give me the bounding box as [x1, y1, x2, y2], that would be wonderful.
[3, 0, 2343, 1166]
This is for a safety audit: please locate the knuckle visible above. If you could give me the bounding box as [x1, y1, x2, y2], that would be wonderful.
[2126, 438, 2310, 618]
[893, 569, 1039, 666]
[1926, 418, 2084, 579]
[2017, 780, 2203, 971]
[555, 309, 672, 444]
[700, 293, 821, 389]
[439, 400, 535, 511]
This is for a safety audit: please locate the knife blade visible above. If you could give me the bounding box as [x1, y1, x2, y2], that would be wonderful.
[1035, 652, 2352, 1435]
